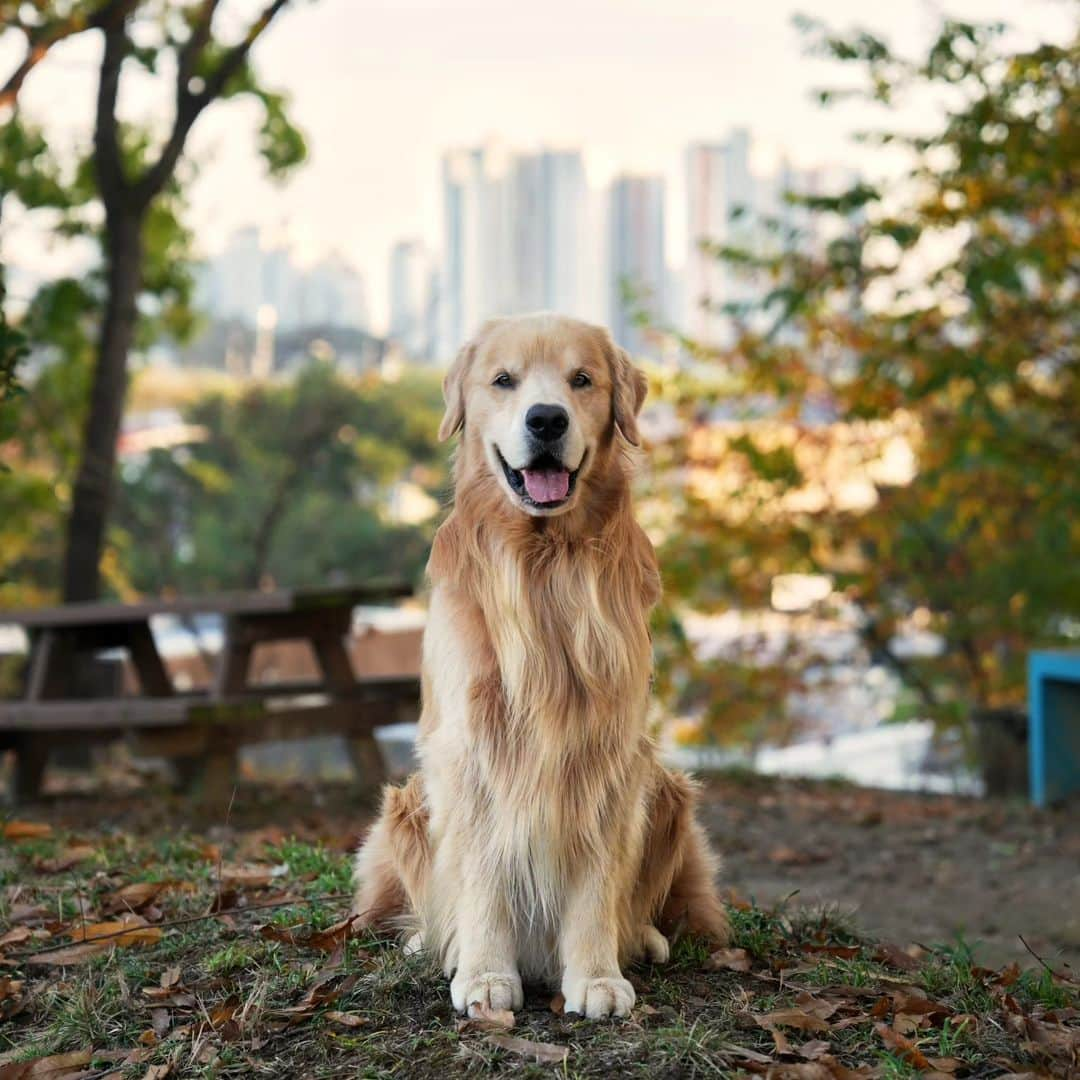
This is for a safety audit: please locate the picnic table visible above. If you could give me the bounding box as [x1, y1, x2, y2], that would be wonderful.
[0, 583, 419, 806]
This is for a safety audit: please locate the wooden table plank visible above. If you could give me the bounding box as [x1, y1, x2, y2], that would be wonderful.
[0, 679, 419, 731]
[0, 581, 413, 629]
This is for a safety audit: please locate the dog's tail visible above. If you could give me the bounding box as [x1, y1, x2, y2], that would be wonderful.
[352, 773, 431, 928]
[638, 766, 731, 944]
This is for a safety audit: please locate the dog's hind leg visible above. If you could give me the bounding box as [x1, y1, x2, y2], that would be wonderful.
[636, 766, 730, 948]
[661, 817, 731, 944]
[352, 773, 431, 933]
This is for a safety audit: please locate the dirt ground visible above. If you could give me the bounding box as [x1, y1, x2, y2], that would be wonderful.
[697, 772, 1080, 972]
[14, 763, 1079, 974]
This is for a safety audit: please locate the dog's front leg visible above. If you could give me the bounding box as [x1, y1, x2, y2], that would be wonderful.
[559, 870, 635, 1018]
[449, 848, 523, 1016]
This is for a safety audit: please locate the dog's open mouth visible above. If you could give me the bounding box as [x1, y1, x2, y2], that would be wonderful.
[496, 447, 581, 508]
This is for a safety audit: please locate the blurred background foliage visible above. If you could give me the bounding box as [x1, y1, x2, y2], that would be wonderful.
[646, 17, 1079, 746]
[1, 7, 1076, 757]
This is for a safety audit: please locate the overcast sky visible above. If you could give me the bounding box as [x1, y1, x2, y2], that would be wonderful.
[2, 0, 1072, 331]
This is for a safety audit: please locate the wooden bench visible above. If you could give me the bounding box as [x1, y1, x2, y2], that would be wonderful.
[0, 584, 419, 805]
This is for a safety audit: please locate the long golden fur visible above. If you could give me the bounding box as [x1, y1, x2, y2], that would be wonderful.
[353, 313, 728, 1019]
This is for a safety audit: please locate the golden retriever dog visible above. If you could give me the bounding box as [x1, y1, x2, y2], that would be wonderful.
[353, 313, 729, 1018]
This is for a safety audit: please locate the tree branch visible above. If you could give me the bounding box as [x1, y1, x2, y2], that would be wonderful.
[93, 16, 133, 213]
[176, 0, 222, 97]
[0, 1, 125, 112]
[135, 0, 291, 204]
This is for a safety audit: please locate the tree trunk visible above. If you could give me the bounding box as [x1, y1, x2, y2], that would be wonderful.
[61, 209, 144, 602]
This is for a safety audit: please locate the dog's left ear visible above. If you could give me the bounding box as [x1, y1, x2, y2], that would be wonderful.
[438, 339, 477, 442]
[608, 339, 649, 447]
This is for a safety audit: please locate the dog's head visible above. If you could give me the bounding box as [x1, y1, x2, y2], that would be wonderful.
[439, 314, 648, 516]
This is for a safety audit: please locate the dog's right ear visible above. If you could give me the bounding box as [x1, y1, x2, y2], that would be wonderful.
[438, 339, 477, 442]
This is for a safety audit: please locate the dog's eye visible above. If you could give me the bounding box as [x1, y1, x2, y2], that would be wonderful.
[570, 370, 591, 388]
[492, 372, 515, 389]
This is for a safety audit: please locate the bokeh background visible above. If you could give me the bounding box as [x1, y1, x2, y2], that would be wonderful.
[1, 0, 1077, 797]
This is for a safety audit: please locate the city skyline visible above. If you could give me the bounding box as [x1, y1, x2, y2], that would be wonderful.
[196, 127, 849, 363]
[3, 0, 1067, 343]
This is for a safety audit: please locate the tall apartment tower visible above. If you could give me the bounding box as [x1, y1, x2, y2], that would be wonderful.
[608, 174, 666, 357]
[684, 128, 754, 350]
[439, 143, 515, 359]
[388, 240, 432, 360]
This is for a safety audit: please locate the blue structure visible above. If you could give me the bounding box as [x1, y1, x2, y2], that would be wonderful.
[1028, 651, 1080, 806]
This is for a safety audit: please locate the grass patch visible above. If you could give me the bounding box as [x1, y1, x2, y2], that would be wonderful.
[0, 815, 1076, 1078]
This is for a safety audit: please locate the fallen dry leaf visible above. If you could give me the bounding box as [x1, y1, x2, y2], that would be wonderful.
[761, 1022, 793, 1055]
[706, 947, 752, 972]
[25, 941, 112, 966]
[218, 863, 287, 889]
[925, 1056, 962, 1073]
[793, 993, 840, 1021]
[461, 1002, 515, 1031]
[0, 1047, 92, 1078]
[875, 1022, 930, 1069]
[324, 1011, 368, 1028]
[890, 991, 952, 1020]
[141, 1066, 171, 1080]
[754, 1008, 831, 1034]
[893, 1013, 926, 1036]
[8, 904, 50, 925]
[151, 1008, 171, 1039]
[762, 1057, 879, 1080]
[103, 881, 172, 914]
[256, 914, 360, 952]
[873, 943, 923, 972]
[159, 966, 181, 989]
[802, 944, 861, 959]
[141, 989, 196, 1008]
[1, 822, 52, 842]
[0, 927, 33, 949]
[549, 993, 565, 1014]
[484, 1035, 568, 1065]
[0, 976, 24, 1020]
[73, 916, 163, 947]
[308, 917, 365, 952]
[34, 845, 97, 873]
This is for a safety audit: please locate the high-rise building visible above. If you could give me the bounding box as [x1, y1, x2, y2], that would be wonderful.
[388, 240, 432, 360]
[510, 149, 588, 318]
[298, 253, 368, 330]
[608, 174, 666, 357]
[216, 226, 263, 323]
[439, 143, 516, 357]
[684, 128, 754, 350]
[199, 228, 368, 337]
[439, 144, 593, 356]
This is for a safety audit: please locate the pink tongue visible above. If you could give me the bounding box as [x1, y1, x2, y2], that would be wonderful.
[522, 468, 570, 503]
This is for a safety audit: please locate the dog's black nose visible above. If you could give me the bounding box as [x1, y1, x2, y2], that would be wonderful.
[525, 404, 569, 443]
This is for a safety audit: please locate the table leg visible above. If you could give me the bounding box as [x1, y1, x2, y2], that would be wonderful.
[311, 634, 356, 690]
[127, 621, 174, 696]
[25, 630, 71, 700]
[312, 635, 388, 791]
[12, 735, 49, 803]
[214, 630, 253, 697]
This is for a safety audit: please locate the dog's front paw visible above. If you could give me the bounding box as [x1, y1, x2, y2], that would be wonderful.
[450, 970, 524, 1015]
[563, 975, 636, 1019]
